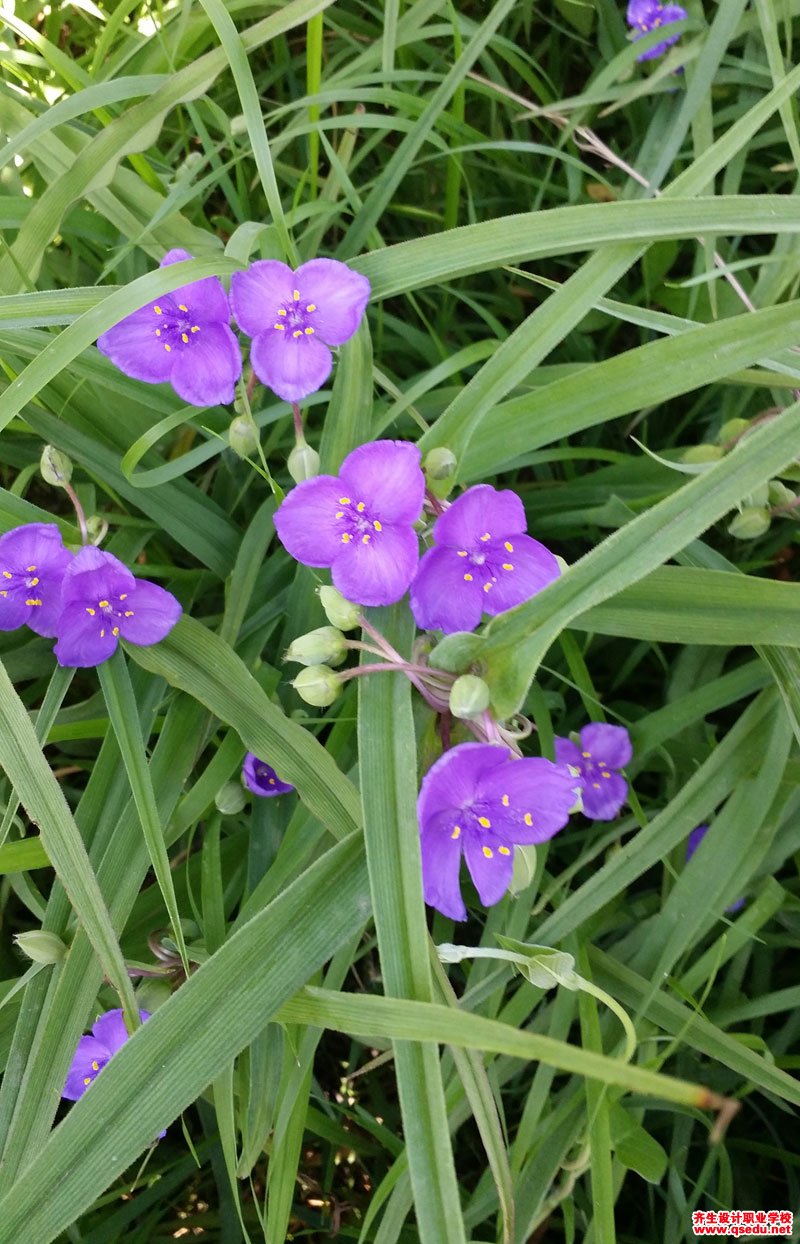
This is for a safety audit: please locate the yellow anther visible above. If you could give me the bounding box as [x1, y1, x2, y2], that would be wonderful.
[456, 550, 467, 557]
[100, 628, 105, 638]
[29, 577, 39, 586]
[305, 327, 315, 335]
[335, 511, 344, 519]
[293, 289, 300, 301]
[154, 305, 162, 314]
[601, 771, 611, 779]
[112, 626, 119, 636]
[341, 533, 351, 544]
[274, 323, 285, 331]
[86, 607, 95, 616]
[83, 1076, 92, 1085]
[504, 541, 513, 553]
[2, 571, 11, 579]
[164, 343, 171, 352]
[306, 303, 316, 312]
[190, 325, 200, 332]
[25, 598, 42, 607]
[464, 573, 473, 582]
[181, 333, 189, 343]
[119, 593, 127, 601]
[277, 308, 287, 316]
[356, 501, 365, 512]
[339, 496, 351, 504]
[155, 328, 161, 337]
[483, 582, 492, 592]
[501, 794, 509, 807]
[373, 520, 382, 532]
[524, 813, 533, 826]
[582, 751, 591, 758]
[91, 1060, 99, 1071]
[124, 610, 134, 617]
[499, 846, 511, 856]
[362, 534, 371, 544]
[26, 565, 36, 572]
[292, 329, 303, 338]
[593, 781, 601, 789]
[480, 532, 491, 542]
[482, 845, 494, 858]
[98, 600, 109, 608]
[478, 816, 491, 829]
[502, 562, 514, 571]
[451, 825, 461, 839]
[269, 777, 275, 784]
[0, 590, 6, 597]
[178, 303, 188, 312]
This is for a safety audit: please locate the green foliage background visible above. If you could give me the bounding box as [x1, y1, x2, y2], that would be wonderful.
[0, 0, 799, 1240]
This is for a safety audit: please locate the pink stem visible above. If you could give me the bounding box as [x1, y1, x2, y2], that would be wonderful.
[292, 401, 304, 441]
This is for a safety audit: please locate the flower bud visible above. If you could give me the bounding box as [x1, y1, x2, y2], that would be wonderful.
[292, 664, 342, 706]
[728, 507, 771, 540]
[40, 445, 73, 488]
[717, 417, 750, 445]
[424, 447, 458, 499]
[448, 674, 490, 720]
[768, 480, 796, 507]
[318, 585, 361, 631]
[85, 514, 108, 547]
[228, 415, 260, 459]
[135, 978, 172, 1012]
[14, 930, 67, 965]
[287, 440, 320, 483]
[509, 845, 537, 896]
[744, 483, 769, 509]
[215, 780, 247, 816]
[285, 625, 347, 668]
[680, 444, 723, 465]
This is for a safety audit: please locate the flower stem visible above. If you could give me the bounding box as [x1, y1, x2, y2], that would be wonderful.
[63, 481, 89, 545]
[292, 400, 304, 441]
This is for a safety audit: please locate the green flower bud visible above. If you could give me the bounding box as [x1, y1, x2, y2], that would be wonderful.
[744, 483, 769, 509]
[14, 930, 67, 965]
[287, 440, 320, 483]
[509, 845, 537, 896]
[135, 978, 172, 1012]
[717, 417, 751, 445]
[768, 480, 796, 507]
[318, 585, 361, 631]
[681, 444, 724, 465]
[728, 507, 771, 540]
[285, 625, 348, 667]
[448, 673, 490, 720]
[215, 780, 247, 816]
[292, 664, 342, 707]
[40, 445, 73, 488]
[84, 514, 108, 547]
[424, 447, 457, 481]
[228, 415, 261, 459]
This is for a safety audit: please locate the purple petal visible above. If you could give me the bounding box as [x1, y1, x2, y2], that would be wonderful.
[230, 261, 296, 337]
[61, 546, 135, 608]
[273, 475, 350, 567]
[627, 0, 659, 23]
[463, 829, 514, 908]
[293, 258, 370, 346]
[91, 1008, 138, 1054]
[685, 824, 708, 861]
[0, 522, 65, 566]
[119, 579, 181, 646]
[480, 757, 577, 844]
[250, 329, 332, 403]
[579, 723, 632, 770]
[580, 771, 628, 821]
[409, 546, 485, 635]
[432, 485, 527, 549]
[54, 603, 119, 668]
[418, 742, 510, 829]
[97, 305, 174, 385]
[0, 523, 73, 636]
[553, 735, 583, 768]
[0, 593, 29, 631]
[243, 753, 294, 796]
[62, 1035, 109, 1101]
[339, 441, 424, 525]
[420, 810, 467, 921]
[161, 250, 230, 323]
[169, 322, 241, 406]
[332, 522, 418, 607]
[481, 534, 560, 617]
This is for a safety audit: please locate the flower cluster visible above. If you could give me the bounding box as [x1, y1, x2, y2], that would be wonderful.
[0, 524, 181, 668]
[97, 252, 370, 408]
[626, 0, 687, 60]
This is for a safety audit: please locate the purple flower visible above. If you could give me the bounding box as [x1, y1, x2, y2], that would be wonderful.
[230, 258, 370, 402]
[62, 1008, 151, 1101]
[686, 825, 745, 913]
[409, 484, 560, 635]
[273, 440, 425, 607]
[0, 523, 72, 638]
[627, 0, 687, 60]
[243, 753, 294, 797]
[418, 742, 578, 921]
[97, 249, 242, 407]
[53, 546, 181, 668]
[554, 722, 632, 821]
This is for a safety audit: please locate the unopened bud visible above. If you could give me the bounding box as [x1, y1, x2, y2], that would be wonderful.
[135, 978, 172, 1012]
[215, 780, 247, 816]
[768, 480, 796, 507]
[318, 585, 361, 631]
[424, 447, 458, 499]
[448, 674, 490, 720]
[285, 625, 347, 667]
[728, 507, 771, 540]
[14, 930, 67, 965]
[287, 440, 320, 483]
[292, 664, 342, 707]
[681, 444, 723, 465]
[85, 514, 108, 546]
[744, 484, 769, 509]
[40, 445, 72, 487]
[717, 417, 750, 445]
[509, 845, 537, 896]
[228, 415, 261, 459]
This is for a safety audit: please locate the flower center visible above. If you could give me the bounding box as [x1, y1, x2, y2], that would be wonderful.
[580, 750, 613, 790]
[152, 299, 201, 354]
[334, 496, 384, 546]
[82, 1056, 106, 1089]
[0, 563, 43, 606]
[84, 592, 135, 639]
[455, 535, 516, 596]
[273, 290, 318, 340]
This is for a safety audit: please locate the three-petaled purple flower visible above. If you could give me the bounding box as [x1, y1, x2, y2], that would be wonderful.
[97, 249, 242, 407]
[63, 1008, 151, 1100]
[0, 523, 72, 638]
[273, 440, 425, 607]
[243, 752, 294, 797]
[410, 484, 560, 634]
[627, 0, 687, 60]
[686, 825, 745, 913]
[418, 742, 578, 921]
[53, 546, 181, 668]
[230, 258, 370, 402]
[554, 722, 632, 821]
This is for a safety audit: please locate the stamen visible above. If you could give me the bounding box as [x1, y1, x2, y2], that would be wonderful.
[464, 573, 473, 582]
[100, 628, 105, 638]
[582, 751, 591, 758]
[523, 813, 533, 826]
[504, 541, 514, 553]
[483, 582, 492, 592]
[274, 323, 285, 331]
[341, 533, 351, 544]
[269, 777, 275, 784]
[305, 327, 315, 335]
[501, 794, 509, 807]
[335, 511, 344, 519]
[164, 343, 171, 352]
[181, 333, 189, 343]
[112, 626, 120, 636]
[0, 591, 6, 597]
[306, 303, 316, 312]
[480, 532, 491, 542]
[456, 550, 467, 557]
[292, 329, 303, 338]
[373, 520, 382, 532]
[124, 610, 135, 617]
[592, 781, 601, 788]
[25, 598, 42, 607]
[498, 846, 511, 856]
[478, 816, 491, 828]
[98, 600, 110, 608]
[293, 289, 300, 301]
[154, 305, 162, 315]
[356, 502, 365, 512]
[26, 565, 36, 572]
[482, 846, 494, 858]
[178, 303, 188, 312]
[83, 1077, 92, 1086]
[361, 534, 371, 544]
[601, 771, 611, 779]
[190, 325, 200, 333]
[91, 1060, 99, 1071]
[277, 308, 287, 316]
[86, 607, 96, 616]
[119, 594, 127, 601]
[339, 496, 351, 504]
[451, 825, 461, 839]
[2, 571, 11, 579]
[155, 328, 161, 337]
[502, 562, 514, 571]
[29, 577, 39, 586]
